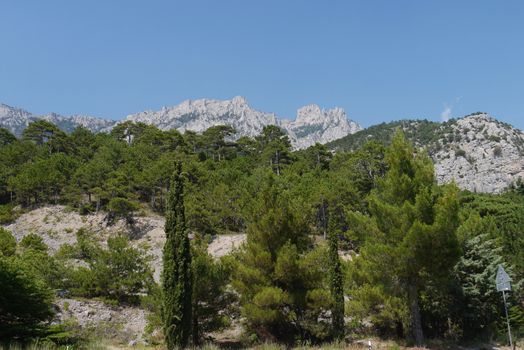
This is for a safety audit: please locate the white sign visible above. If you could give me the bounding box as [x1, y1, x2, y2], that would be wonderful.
[496, 265, 511, 292]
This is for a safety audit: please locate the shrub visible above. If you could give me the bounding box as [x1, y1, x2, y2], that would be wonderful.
[0, 204, 17, 224]
[0, 228, 16, 257]
[67, 235, 153, 304]
[489, 135, 501, 143]
[107, 197, 140, 224]
[455, 149, 466, 158]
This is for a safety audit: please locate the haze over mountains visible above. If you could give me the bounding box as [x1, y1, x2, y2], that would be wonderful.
[0, 97, 361, 149]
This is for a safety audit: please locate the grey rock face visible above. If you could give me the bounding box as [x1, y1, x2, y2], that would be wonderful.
[432, 114, 524, 193]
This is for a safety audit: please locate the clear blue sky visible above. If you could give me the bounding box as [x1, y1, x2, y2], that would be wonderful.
[1, 0, 524, 129]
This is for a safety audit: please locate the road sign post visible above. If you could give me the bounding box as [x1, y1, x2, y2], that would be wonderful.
[495, 265, 513, 348]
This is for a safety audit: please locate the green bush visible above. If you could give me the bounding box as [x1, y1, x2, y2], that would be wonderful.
[493, 146, 502, 157]
[66, 234, 153, 304]
[0, 257, 54, 339]
[455, 148, 466, 158]
[0, 228, 16, 257]
[0, 205, 17, 224]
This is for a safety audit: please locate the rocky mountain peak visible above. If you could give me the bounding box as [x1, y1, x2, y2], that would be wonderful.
[296, 104, 323, 122]
[287, 104, 362, 149]
[231, 95, 248, 106]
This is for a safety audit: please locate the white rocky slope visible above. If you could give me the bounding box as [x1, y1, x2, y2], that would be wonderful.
[432, 113, 524, 193]
[0, 97, 361, 149]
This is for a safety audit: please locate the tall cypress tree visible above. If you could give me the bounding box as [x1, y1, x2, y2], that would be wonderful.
[162, 161, 192, 349]
[328, 210, 345, 340]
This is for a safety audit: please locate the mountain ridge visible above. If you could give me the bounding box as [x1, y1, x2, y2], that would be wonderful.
[0, 97, 361, 149]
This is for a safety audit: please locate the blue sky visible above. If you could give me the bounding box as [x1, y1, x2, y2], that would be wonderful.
[1, 0, 524, 129]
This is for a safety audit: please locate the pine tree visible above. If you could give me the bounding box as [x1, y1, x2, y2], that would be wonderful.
[232, 175, 330, 342]
[328, 211, 345, 339]
[454, 214, 511, 339]
[347, 131, 460, 346]
[162, 161, 192, 349]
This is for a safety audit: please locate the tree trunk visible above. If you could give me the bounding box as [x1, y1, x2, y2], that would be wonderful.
[408, 284, 424, 346]
[321, 198, 327, 239]
[275, 150, 280, 176]
[192, 301, 199, 346]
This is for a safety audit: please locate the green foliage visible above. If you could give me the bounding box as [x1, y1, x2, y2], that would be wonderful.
[106, 197, 140, 224]
[191, 237, 236, 344]
[162, 162, 193, 349]
[0, 251, 54, 339]
[1, 118, 523, 346]
[59, 231, 153, 304]
[0, 205, 17, 224]
[327, 120, 442, 152]
[0, 128, 16, 146]
[0, 228, 16, 257]
[233, 176, 333, 343]
[256, 125, 293, 175]
[347, 131, 461, 345]
[327, 215, 345, 340]
[20, 233, 48, 252]
[454, 225, 505, 339]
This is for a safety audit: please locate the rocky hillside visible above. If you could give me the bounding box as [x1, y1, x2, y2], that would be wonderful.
[328, 113, 524, 193]
[0, 97, 361, 149]
[433, 114, 524, 193]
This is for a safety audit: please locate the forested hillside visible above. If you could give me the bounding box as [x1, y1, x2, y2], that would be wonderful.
[0, 120, 523, 348]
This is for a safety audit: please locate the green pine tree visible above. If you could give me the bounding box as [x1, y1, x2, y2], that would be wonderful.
[232, 175, 331, 342]
[347, 131, 460, 346]
[162, 161, 193, 349]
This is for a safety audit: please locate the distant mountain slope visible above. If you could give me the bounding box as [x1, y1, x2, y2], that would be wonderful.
[0, 103, 115, 136]
[328, 113, 524, 193]
[0, 97, 361, 149]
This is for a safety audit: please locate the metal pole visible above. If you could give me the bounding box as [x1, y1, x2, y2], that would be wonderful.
[502, 290, 513, 348]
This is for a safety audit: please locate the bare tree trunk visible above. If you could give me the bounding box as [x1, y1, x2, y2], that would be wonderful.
[321, 197, 327, 239]
[408, 284, 424, 346]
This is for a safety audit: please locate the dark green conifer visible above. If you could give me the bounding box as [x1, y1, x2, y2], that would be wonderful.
[328, 211, 345, 339]
[162, 161, 192, 349]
